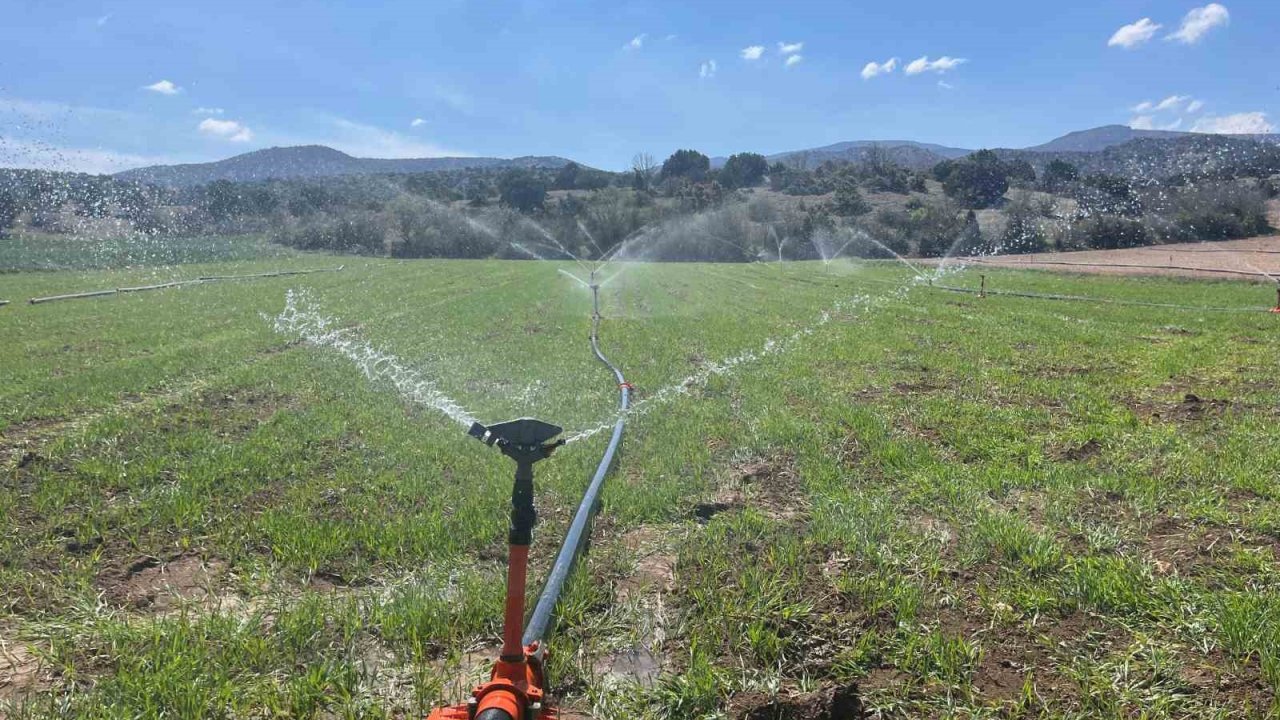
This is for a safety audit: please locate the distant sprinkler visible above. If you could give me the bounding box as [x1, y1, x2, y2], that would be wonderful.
[429, 418, 564, 720]
[589, 269, 601, 323]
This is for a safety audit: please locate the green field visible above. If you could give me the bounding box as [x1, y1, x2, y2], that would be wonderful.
[2, 256, 1279, 718]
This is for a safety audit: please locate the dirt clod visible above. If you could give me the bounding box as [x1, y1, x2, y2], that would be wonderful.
[731, 683, 864, 720]
[100, 554, 226, 611]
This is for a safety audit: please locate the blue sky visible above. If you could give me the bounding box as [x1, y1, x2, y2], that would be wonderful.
[0, 1, 1275, 173]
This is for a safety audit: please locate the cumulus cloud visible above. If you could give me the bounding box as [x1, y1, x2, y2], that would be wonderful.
[1168, 3, 1229, 44]
[860, 57, 897, 80]
[1108, 18, 1161, 48]
[1134, 95, 1190, 113]
[904, 56, 966, 75]
[197, 117, 253, 142]
[1192, 111, 1274, 134]
[192, 107, 224, 115]
[142, 79, 181, 95]
[785, 54, 803, 67]
[0, 136, 179, 174]
[741, 45, 765, 60]
[410, 117, 426, 127]
[625, 33, 646, 50]
[699, 59, 718, 78]
[317, 117, 467, 158]
[1187, 99, 1205, 113]
[778, 41, 803, 55]
[1129, 115, 1183, 131]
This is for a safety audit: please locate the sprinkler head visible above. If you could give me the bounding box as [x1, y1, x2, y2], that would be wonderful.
[469, 418, 564, 456]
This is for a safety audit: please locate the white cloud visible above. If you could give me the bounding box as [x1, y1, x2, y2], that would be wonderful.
[1136, 94, 1190, 112]
[664, 34, 677, 41]
[0, 136, 178, 174]
[625, 34, 646, 50]
[778, 41, 803, 55]
[905, 56, 966, 75]
[97, 13, 111, 26]
[1192, 111, 1274, 134]
[1187, 99, 1205, 113]
[410, 117, 426, 127]
[785, 54, 803, 67]
[741, 45, 765, 60]
[142, 79, 181, 95]
[1108, 18, 1161, 48]
[192, 107, 225, 115]
[316, 117, 468, 157]
[860, 57, 897, 80]
[1128, 115, 1185, 131]
[1168, 3, 1229, 44]
[197, 117, 253, 142]
[938, 80, 954, 90]
[699, 59, 718, 78]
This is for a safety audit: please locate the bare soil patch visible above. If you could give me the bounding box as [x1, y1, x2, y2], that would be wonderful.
[947, 235, 1280, 281]
[729, 683, 864, 720]
[0, 632, 49, 703]
[97, 554, 228, 611]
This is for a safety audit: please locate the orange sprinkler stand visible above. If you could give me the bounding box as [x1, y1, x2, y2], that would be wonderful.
[430, 420, 565, 720]
[426, 644, 555, 720]
[1271, 288, 1280, 313]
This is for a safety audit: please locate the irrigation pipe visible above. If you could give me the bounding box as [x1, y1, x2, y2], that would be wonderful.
[522, 282, 630, 648]
[963, 257, 1274, 280]
[27, 265, 345, 305]
[931, 283, 1272, 313]
[0, 300, 10, 308]
[832, 271, 1272, 313]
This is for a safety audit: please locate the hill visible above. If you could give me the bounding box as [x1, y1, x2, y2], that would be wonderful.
[713, 140, 971, 171]
[1026, 125, 1189, 152]
[114, 145, 579, 187]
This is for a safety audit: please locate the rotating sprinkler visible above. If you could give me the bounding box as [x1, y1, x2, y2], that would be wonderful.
[430, 418, 565, 720]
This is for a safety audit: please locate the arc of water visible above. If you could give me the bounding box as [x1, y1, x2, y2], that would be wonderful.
[557, 268, 591, 289]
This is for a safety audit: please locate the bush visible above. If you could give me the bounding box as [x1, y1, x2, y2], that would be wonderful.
[1073, 216, 1152, 250]
[498, 169, 547, 213]
[941, 150, 1009, 208]
[720, 153, 769, 189]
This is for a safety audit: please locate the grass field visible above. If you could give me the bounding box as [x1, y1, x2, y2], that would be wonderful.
[2, 255, 1279, 718]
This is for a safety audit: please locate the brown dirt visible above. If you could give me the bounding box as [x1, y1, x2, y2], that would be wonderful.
[729, 683, 864, 720]
[97, 554, 228, 611]
[0, 632, 48, 703]
[615, 526, 677, 602]
[946, 234, 1280, 282]
[1143, 517, 1280, 579]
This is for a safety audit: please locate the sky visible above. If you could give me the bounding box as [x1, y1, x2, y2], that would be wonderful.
[0, 0, 1276, 173]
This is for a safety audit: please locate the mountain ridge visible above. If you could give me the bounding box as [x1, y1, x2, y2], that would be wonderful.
[102, 124, 1280, 187]
[114, 145, 579, 187]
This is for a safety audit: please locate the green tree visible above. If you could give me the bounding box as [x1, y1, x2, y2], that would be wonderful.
[941, 150, 1009, 208]
[720, 152, 769, 189]
[831, 177, 870, 216]
[660, 149, 711, 182]
[498, 169, 547, 212]
[553, 162, 581, 191]
[1041, 159, 1079, 192]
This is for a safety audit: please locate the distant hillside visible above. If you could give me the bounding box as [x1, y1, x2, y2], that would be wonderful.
[996, 134, 1280, 180]
[713, 140, 971, 171]
[114, 145, 580, 187]
[1027, 125, 1189, 153]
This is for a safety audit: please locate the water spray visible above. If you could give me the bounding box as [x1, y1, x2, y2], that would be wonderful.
[430, 418, 564, 720]
[427, 264, 632, 720]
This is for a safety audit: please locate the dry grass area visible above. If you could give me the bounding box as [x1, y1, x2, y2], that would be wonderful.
[961, 200, 1280, 282]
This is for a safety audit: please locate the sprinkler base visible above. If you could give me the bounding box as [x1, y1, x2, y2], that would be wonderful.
[426, 643, 555, 720]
